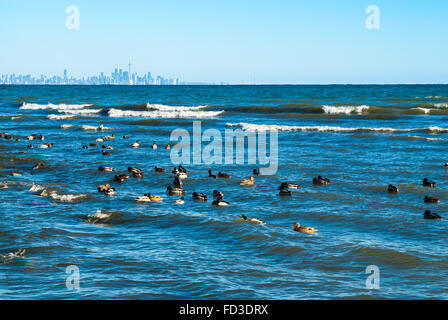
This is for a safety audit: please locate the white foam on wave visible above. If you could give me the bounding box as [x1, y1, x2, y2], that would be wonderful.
[87, 209, 112, 220]
[226, 122, 448, 134]
[21, 103, 91, 110]
[146, 103, 208, 111]
[434, 103, 448, 108]
[81, 124, 113, 131]
[108, 108, 224, 119]
[59, 109, 102, 115]
[29, 183, 45, 192]
[47, 114, 76, 120]
[322, 105, 370, 114]
[60, 124, 75, 129]
[38, 188, 88, 202]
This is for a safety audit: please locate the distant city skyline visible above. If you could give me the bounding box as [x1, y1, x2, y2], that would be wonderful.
[0, 62, 182, 85]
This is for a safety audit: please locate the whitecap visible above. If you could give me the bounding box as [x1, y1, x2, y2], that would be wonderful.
[47, 114, 76, 120]
[59, 109, 102, 115]
[146, 103, 209, 111]
[322, 105, 370, 114]
[226, 122, 448, 134]
[108, 108, 224, 119]
[81, 124, 112, 131]
[29, 183, 45, 192]
[21, 103, 91, 110]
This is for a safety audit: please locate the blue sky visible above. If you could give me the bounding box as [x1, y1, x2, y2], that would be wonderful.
[1, 0, 447, 84]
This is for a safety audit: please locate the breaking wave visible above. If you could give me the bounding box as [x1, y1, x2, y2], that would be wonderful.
[21, 103, 92, 110]
[146, 103, 209, 111]
[35, 186, 89, 202]
[226, 122, 448, 134]
[322, 105, 370, 114]
[81, 125, 113, 131]
[108, 108, 224, 119]
[59, 109, 102, 115]
[47, 114, 76, 120]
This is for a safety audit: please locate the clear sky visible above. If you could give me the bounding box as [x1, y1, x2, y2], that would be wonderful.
[1, 0, 447, 84]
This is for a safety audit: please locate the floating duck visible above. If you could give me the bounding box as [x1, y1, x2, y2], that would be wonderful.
[97, 184, 111, 192]
[313, 176, 330, 185]
[192, 192, 207, 201]
[151, 141, 157, 149]
[279, 182, 300, 190]
[128, 167, 144, 178]
[253, 168, 260, 175]
[105, 134, 115, 140]
[387, 184, 399, 193]
[38, 143, 54, 148]
[208, 169, 217, 179]
[212, 196, 230, 206]
[173, 167, 188, 179]
[423, 178, 436, 187]
[104, 188, 116, 196]
[278, 183, 292, 196]
[123, 135, 130, 139]
[178, 165, 187, 173]
[155, 166, 166, 173]
[82, 145, 89, 149]
[424, 195, 440, 203]
[95, 137, 105, 142]
[424, 210, 442, 219]
[147, 193, 162, 202]
[213, 190, 224, 199]
[135, 195, 151, 202]
[102, 145, 114, 150]
[292, 222, 317, 234]
[240, 176, 255, 186]
[131, 140, 141, 148]
[166, 185, 186, 195]
[218, 171, 230, 179]
[165, 144, 171, 150]
[241, 214, 265, 225]
[114, 174, 129, 183]
[27, 134, 44, 141]
[89, 143, 97, 147]
[176, 172, 188, 179]
[102, 150, 112, 156]
[27, 144, 33, 149]
[0, 182, 8, 190]
[173, 197, 185, 204]
[98, 166, 115, 172]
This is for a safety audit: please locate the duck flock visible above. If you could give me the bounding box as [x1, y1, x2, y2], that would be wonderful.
[0, 128, 444, 237]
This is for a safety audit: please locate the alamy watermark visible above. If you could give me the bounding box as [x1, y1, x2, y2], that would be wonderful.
[169, 121, 278, 175]
[66, 265, 80, 290]
[65, 5, 80, 30]
[365, 5, 380, 30]
[365, 265, 380, 289]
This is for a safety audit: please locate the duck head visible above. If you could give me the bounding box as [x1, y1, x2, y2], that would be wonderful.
[279, 183, 288, 190]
